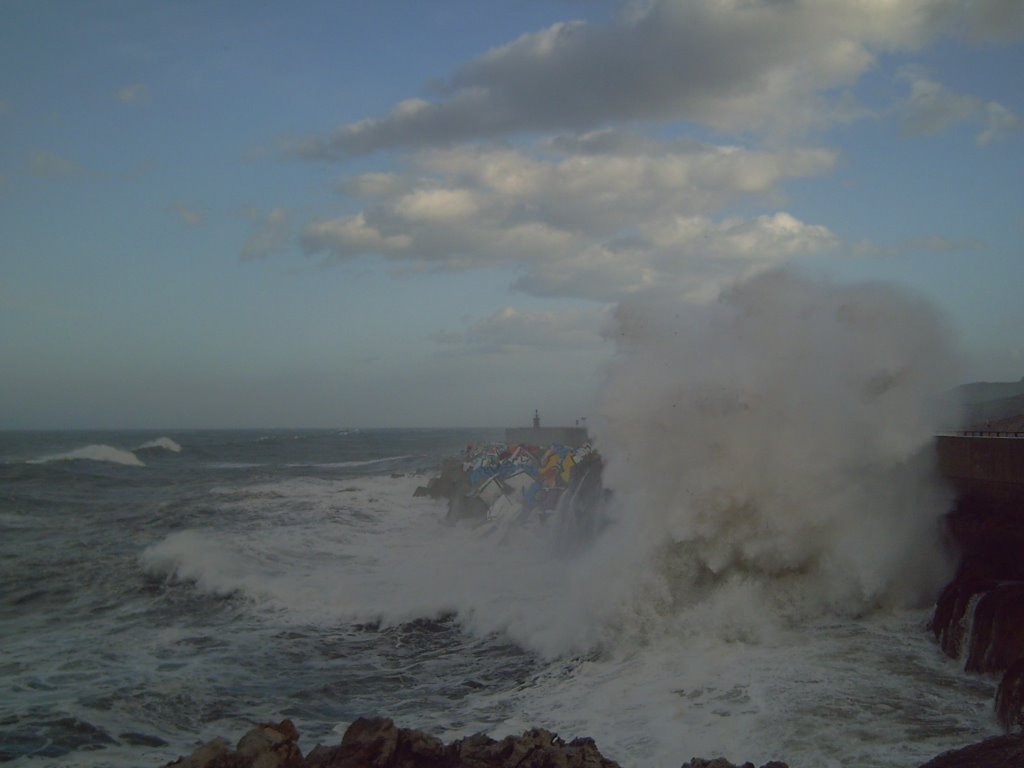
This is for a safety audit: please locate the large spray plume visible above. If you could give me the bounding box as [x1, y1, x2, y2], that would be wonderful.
[583, 269, 960, 644]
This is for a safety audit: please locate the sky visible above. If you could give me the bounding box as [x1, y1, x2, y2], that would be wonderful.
[1, 0, 1022, 429]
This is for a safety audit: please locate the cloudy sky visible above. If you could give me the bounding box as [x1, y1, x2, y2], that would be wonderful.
[1, 0, 1022, 428]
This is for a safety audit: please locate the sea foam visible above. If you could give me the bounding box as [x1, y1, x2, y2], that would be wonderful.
[32, 444, 145, 467]
[576, 269, 961, 648]
[136, 437, 183, 453]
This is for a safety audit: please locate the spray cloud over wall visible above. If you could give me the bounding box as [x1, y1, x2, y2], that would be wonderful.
[585, 269, 960, 645]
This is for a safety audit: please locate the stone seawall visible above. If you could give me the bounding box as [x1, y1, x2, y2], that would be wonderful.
[936, 435, 1024, 504]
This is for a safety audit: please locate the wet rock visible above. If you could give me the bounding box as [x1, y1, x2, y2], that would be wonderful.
[996, 657, 1024, 731]
[414, 458, 489, 522]
[930, 572, 995, 660]
[963, 584, 1024, 673]
[456, 727, 620, 768]
[236, 719, 304, 768]
[162, 717, 800, 768]
[305, 717, 448, 768]
[166, 721, 304, 768]
[338, 717, 401, 766]
[931, 493, 1024, 693]
[426, 459, 468, 500]
[917, 733, 1024, 767]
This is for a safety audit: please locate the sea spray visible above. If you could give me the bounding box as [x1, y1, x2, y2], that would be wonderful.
[582, 269, 961, 647]
[129, 271, 963, 662]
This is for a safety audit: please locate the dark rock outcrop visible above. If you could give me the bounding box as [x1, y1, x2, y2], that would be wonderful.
[167, 721, 303, 768]
[413, 457, 488, 522]
[930, 491, 1024, 730]
[414, 459, 470, 501]
[917, 733, 1024, 767]
[167, 718, 622, 768]
[996, 657, 1024, 731]
[163, 716, 1024, 768]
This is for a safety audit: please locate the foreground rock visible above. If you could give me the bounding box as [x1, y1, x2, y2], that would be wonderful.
[167, 717, 623, 768]
[930, 494, 1024, 729]
[166, 718, 795, 768]
[167, 719, 302, 768]
[168, 716, 1024, 767]
[918, 733, 1024, 767]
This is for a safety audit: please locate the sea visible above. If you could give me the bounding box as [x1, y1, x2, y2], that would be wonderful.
[0, 428, 1002, 768]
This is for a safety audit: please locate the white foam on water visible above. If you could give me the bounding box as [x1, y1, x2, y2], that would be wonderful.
[30, 444, 145, 467]
[136, 437, 183, 453]
[468, 611, 997, 768]
[135, 467, 996, 767]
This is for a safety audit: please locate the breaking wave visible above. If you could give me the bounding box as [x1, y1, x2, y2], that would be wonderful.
[575, 269, 961, 648]
[136, 437, 182, 453]
[31, 445, 145, 467]
[140, 530, 257, 597]
[134, 270, 965, 664]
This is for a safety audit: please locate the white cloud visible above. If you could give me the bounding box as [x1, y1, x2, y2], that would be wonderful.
[512, 213, 837, 303]
[115, 84, 151, 104]
[394, 188, 480, 222]
[303, 139, 835, 272]
[649, 213, 838, 259]
[303, 212, 412, 256]
[301, 137, 838, 302]
[286, 2, 1021, 313]
[297, 0, 1023, 156]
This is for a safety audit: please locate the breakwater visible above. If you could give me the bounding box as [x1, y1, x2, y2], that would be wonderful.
[414, 439, 607, 540]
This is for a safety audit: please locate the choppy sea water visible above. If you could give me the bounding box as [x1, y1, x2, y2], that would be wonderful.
[0, 429, 1000, 767]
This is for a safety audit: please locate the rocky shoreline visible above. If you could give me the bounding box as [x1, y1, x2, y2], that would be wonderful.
[163, 716, 789, 768]
[163, 717, 1024, 768]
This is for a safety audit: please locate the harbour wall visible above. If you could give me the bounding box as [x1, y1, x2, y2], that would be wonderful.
[935, 434, 1024, 505]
